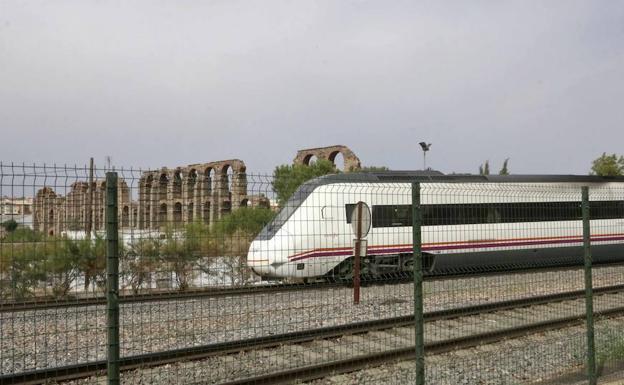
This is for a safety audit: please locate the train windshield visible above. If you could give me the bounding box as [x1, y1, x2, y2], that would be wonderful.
[256, 181, 319, 240]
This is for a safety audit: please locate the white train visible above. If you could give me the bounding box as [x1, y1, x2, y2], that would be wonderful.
[247, 172, 624, 279]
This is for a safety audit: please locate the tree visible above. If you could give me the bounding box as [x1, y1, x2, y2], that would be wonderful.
[1, 219, 18, 233]
[1, 245, 46, 300]
[499, 158, 510, 175]
[159, 222, 217, 291]
[590, 153, 624, 176]
[212, 207, 276, 237]
[160, 227, 198, 291]
[124, 237, 161, 294]
[272, 159, 337, 206]
[479, 160, 490, 175]
[73, 235, 107, 292]
[0, 227, 41, 243]
[211, 207, 276, 284]
[46, 239, 82, 298]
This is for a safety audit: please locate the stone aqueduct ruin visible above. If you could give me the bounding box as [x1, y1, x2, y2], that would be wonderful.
[137, 159, 262, 230]
[33, 145, 360, 235]
[33, 180, 133, 236]
[33, 159, 270, 235]
[293, 145, 361, 171]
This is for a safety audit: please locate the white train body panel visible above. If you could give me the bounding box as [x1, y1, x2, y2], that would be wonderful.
[247, 179, 624, 279]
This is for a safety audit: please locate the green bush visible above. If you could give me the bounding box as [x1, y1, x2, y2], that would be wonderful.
[1, 227, 42, 243]
[0, 244, 46, 300]
[212, 207, 275, 237]
[1, 219, 18, 233]
[272, 159, 337, 206]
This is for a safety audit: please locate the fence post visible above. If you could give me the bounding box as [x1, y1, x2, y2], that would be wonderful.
[582, 186, 597, 385]
[412, 182, 425, 385]
[106, 172, 120, 385]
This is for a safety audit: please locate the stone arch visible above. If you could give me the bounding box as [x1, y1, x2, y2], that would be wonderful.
[293, 145, 361, 171]
[218, 164, 234, 218]
[302, 154, 318, 166]
[328, 151, 346, 171]
[159, 203, 167, 226]
[132, 207, 138, 228]
[221, 200, 232, 216]
[135, 159, 247, 230]
[143, 174, 154, 228]
[187, 202, 194, 222]
[187, 169, 197, 197]
[145, 204, 151, 228]
[144, 174, 154, 194]
[122, 205, 130, 227]
[172, 169, 183, 199]
[203, 201, 211, 224]
[159, 173, 168, 201]
[173, 202, 182, 223]
[204, 167, 214, 193]
[221, 163, 233, 192]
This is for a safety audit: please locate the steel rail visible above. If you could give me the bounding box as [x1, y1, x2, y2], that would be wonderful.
[223, 305, 624, 385]
[3, 261, 622, 313]
[3, 283, 624, 385]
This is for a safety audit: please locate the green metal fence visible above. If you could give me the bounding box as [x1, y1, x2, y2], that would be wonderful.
[1, 163, 623, 384]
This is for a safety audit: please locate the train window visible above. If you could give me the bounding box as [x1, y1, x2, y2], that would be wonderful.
[345, 204, 356, 224]
[486, 206, 502, 224]
[372, 205, 412, 227]
[372, 200, 622, 228]
[590, 200, 624, 219]
[372, 206, 390, 227]
[393, 205, 412, 226]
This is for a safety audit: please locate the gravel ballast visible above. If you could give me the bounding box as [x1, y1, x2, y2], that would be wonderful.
[2, 265, 624, 381]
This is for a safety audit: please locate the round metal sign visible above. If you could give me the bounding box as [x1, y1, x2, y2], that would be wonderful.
[350, 201, 371, 238]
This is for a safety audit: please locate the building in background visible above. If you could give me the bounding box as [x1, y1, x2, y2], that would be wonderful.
[0, 197, 33, 215]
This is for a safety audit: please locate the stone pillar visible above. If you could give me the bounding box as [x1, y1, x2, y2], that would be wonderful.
[194, 175, 203, 223]
[231, 170, 247, 210]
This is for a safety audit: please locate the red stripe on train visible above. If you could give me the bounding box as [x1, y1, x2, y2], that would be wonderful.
[288, 235, 624, 262]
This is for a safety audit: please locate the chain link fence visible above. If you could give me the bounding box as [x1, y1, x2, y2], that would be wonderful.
[1, 162, 624, 384]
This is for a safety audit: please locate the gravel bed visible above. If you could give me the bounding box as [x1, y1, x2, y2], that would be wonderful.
[310, 316, 624, 385]
[64, 298, 624, 384]
[2, 265, 624, 375]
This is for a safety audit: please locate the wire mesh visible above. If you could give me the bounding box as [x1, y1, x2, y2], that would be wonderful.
[1, 163, 624, 384]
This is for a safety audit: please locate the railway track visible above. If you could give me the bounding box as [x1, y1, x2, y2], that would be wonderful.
[3, 283, 624, 384]
[3, 261, 621, 312]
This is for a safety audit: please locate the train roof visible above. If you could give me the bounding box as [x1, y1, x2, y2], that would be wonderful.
[259, 171, 624, 241]
[314, 171, 624, 184]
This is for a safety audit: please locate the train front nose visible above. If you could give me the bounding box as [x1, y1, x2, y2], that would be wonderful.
[247, 239, 281, 278]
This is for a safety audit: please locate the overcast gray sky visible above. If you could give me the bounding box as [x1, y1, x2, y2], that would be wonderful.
[1, 1, 623, 175]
